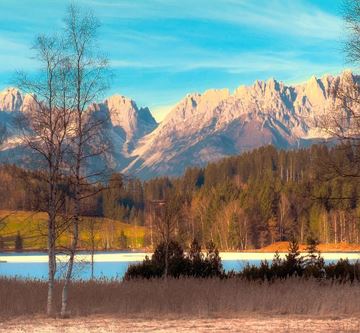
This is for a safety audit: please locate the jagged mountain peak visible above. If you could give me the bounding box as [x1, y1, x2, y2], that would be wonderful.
[104, 94, 157, 143]
[125, 71, 359, 178]
[0, 71, 358, 179]
[0, 87, 23, 112]
[106, 94, 137, 110]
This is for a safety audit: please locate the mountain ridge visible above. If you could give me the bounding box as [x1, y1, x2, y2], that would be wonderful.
[0, 71, 356, 179]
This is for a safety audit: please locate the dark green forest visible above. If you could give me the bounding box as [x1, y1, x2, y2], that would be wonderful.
[2, 144, 360, 250]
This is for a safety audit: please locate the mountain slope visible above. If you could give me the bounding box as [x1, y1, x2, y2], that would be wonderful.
[0, 91, 158, 170]
[0, 71, 356, 179]
[124, 71, 356, 178]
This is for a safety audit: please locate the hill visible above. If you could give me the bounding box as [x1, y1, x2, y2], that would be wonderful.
[0, 210, 147, 251]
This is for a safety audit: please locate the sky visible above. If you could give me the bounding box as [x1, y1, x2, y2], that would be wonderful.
[0, 0, 351, 121]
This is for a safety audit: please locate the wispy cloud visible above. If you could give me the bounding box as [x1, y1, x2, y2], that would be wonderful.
[0, 36, 36, 72]
[83, 0, 342, 40]
[111, 50, 343, 76]
[0, 36, 27, 52]
[0, 0, 348, 109]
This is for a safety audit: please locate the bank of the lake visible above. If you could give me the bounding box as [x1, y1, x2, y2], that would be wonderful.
[0, 251, 359, 280]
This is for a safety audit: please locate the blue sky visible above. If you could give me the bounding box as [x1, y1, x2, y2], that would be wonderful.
[0, 0, 350, 121]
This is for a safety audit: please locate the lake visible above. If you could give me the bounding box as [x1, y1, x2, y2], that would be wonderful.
[0, 251, 359, 280]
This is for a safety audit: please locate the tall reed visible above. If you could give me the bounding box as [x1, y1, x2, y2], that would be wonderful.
[1, 277, 360, 319]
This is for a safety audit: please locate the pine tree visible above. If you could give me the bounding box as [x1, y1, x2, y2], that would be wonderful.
[285, 237, 303, 276]
[272, 250, 282, 266]
[304, 235, 324, 270]
[305, 236, 319, 265]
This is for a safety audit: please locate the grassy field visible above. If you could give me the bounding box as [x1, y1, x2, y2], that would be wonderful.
[2, 210, 360, 253]
[0, 277, 360, 319]
[0, 210, 147, 251]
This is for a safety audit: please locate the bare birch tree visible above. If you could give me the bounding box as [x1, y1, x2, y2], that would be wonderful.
[60, 4, 110, 317]
[15, 35, 73, 316]
[317, 0, 360, 180]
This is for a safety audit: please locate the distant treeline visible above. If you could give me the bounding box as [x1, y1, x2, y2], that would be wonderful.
[2, 144, 360, 249]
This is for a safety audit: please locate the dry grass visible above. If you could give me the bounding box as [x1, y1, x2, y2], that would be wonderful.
[1, 277, 360, 319]
[257, 241, 360, 253]
[1, 316, 360, 333]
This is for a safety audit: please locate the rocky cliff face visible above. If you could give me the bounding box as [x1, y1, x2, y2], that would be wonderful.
[0, 71, 357, 179]
[0, 87, 23, 112]
[124, 71, 357, 178]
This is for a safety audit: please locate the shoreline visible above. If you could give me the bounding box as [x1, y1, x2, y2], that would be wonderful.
[1, 251, 359, 263]
[2, 241, 360, 254]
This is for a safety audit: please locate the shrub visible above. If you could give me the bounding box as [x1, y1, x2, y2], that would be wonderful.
[124, 239, 224, 280]
[125, 256, 162, 280]
[126, 238, 360, 282]
[325, 259, 360, 283]
[238, 239, 360, 282]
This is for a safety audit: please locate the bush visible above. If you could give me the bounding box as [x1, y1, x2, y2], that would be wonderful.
[126, 238, 360, 282]
[325, 259, 360, 283]
[125, 256, 162, 279]
[124, 239, 224, 280]
[238, 239, 360, 282]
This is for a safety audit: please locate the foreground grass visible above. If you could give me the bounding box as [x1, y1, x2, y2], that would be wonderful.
[1, 316, 360, 333]
[1, 277, 360, 319]
[0, 210, 147, 250]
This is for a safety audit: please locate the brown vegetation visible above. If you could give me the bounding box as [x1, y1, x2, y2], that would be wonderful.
[1, 316, 360, 333]
[256, 241, 360, 253]
[1, 277, 360, 319]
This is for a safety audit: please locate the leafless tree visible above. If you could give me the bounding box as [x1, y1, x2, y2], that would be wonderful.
[150, 198, 180, 280]
[60, 4, 110, 317]
[315, 1, 360, 182]
[13, 3, 110, 317]
[83, 217, 100, 279]
[0, 125, 7, 237]
[15, 35, 73, 316]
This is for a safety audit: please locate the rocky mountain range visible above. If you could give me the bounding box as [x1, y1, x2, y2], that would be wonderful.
[0, 71, 357, 179]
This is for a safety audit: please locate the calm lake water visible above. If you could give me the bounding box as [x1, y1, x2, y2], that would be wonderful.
[0, 251, 359, 280]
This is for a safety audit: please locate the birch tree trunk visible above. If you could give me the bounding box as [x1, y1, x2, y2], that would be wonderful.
[60, 3, 110, 317]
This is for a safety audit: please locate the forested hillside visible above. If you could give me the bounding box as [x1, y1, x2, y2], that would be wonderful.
[1, 144, 360, 250]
